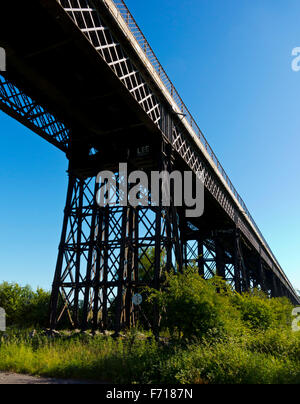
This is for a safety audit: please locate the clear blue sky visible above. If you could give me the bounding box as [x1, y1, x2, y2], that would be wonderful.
[0, 0, 299, 291]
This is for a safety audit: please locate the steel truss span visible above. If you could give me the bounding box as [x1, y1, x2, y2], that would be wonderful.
[0, 75, 69, 152]
[0, 0, 298, 334]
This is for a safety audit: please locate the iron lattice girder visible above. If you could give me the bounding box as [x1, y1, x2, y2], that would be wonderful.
[54, 0, 297, 301]
[50, 173, 184, 332]
[0, 74, 69, 152]
[57, 0, 161, 127]
[183, 233, 243, 292]
[182, 230, 288, 299]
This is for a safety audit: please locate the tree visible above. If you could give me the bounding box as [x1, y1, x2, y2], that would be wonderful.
[0, 282, 51, 327]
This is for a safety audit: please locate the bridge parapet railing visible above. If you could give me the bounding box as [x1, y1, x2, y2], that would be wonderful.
[110, 0, 280, 268]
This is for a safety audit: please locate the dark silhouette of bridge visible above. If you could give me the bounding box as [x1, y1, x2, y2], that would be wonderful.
[0, 0, 298, 333]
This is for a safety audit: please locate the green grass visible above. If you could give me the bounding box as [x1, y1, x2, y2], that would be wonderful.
[0, 330, 159, 383]
[1, 327, 300, 384]
[1, 275, 300, 384]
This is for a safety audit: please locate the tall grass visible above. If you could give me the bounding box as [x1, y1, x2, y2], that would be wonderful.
[0, 328, 300, 384]
[0, 274, 300, 384]
[0, 330, 152, 383]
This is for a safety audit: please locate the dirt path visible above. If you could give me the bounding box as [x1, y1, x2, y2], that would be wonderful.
[0, 372, 102, 384]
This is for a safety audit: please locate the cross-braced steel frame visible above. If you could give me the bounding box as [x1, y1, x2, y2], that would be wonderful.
[49, 160, 293, 334]
[0, 75, 69, 151]
[181, 226, 293, 300]
[49, 141, 185, 333]
[0, 0, 299, 336]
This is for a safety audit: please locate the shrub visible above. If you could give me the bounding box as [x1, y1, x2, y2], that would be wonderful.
[147, 271, 241, 340]
[157, 339, 300, 384]
[23, 288, 51, 328]
[147, 271, 296, 340]
[0, 273, 299, 384]
[269, 297, 293, 328]
[235, 294, 275, 331]
[232, 292, 293, 331]
[0, 282, 50, 327]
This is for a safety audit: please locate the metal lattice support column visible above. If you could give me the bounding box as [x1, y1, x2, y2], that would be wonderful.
[183, 238, 205, 277]
[50, 175, 100, 329]
[214, 231, 236, 287]
[183, 230, 271, 295]
[258, 255, 268, 293]
[112, 204, 182, 335]
[233, 230, 250, 293]
[50, 150, 184, 332]
[183, 235, 231, 282]
[270, 272, 279, 298]
[202, 239, 217, 280]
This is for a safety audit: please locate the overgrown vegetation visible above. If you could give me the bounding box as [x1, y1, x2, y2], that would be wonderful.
[147, 271, 293, 339]
[0, 282, 50, 328]
[0, 275, 300, 384]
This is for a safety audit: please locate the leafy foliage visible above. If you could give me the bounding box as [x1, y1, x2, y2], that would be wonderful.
[231, 291, 293, 331]
[0, 282, 50, 327]
[147, 271, 238, 339]
[0, 273, 299, 384]
[147, 270, 294, 340]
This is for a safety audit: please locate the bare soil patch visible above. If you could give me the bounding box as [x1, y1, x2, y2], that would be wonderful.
[0, 372, 102, 384]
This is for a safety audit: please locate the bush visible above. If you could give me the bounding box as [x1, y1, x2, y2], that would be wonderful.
[0, 282, 50, 327]
[235, 294, 275, 331]
[156, 338, 300, 384]
[269, 297, 293, 328]
[147, 271, 296, 340]
[147, 271, 241, 340]
[23, 288, 51, 328]
[231, 292, 293, 331]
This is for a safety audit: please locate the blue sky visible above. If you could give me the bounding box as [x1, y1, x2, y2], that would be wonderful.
[0, 0, 299, 291]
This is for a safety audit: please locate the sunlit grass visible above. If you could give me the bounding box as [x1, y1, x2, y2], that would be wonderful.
[1, 327, 300, 384]
[1, 276, 300, 384]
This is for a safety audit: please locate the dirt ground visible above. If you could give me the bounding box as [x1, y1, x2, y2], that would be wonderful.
[0, 372, 102, 384]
